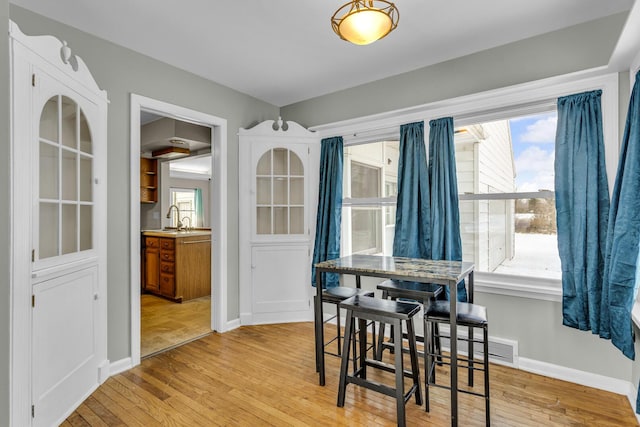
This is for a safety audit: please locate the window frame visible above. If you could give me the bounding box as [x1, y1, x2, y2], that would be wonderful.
[342, 138, 401, 257]
[312, 71, 619, 301]
[169, 187, 197, 228]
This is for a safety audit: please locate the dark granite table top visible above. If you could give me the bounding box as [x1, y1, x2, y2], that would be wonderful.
[314, 254, 474, 284]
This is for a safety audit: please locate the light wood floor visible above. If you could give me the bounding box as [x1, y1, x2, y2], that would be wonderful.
[141, 293, 211, 358]
[65, 322, 638, 426]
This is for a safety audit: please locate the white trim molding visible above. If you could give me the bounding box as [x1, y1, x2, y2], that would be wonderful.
[109, 358, 134, 376]
[130, 94, 228, 368]
[519, 357, 634, 397]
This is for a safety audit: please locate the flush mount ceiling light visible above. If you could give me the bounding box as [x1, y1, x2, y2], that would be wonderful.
[331, 0, 399, 45]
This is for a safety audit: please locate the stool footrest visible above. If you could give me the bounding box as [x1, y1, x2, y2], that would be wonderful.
[364, 358, 420, 379]
[348, 374, 419, 404]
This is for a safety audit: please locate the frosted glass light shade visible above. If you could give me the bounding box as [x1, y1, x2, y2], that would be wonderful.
[332, 1, 399, 46]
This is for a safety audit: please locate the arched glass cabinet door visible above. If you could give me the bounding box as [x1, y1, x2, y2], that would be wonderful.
[255, 147, 305, 235]
[37, 94, 94, 261]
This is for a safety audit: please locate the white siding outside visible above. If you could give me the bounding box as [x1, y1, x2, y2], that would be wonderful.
[455, 121, 515, 272]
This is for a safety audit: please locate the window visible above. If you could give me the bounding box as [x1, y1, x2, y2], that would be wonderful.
[455, 111, 560, 279]
[342, 140, 398, 256]
[341, 112, 561, 280]
[316, 72, 618, 296]
[169, 188, 197, 228]
[37, 95, 94, 262]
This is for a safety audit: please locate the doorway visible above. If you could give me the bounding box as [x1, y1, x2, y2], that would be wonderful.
[130, 94, 228, 366]
[140, 116, 213, 357]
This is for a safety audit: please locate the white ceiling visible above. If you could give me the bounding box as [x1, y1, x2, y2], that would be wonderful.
[10, 0, 635, 106]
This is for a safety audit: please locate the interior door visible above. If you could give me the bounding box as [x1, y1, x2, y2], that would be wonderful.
[31, 67, 103, 427]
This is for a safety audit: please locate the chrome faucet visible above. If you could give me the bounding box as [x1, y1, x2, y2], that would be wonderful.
[181, 216, 192, 232]
[166, 204, 183, 231]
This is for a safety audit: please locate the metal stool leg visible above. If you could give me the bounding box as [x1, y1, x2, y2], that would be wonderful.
[484, 325, 491, 426]
[406, 318, 423, 406]
[393, 318, 406, 427]
[336, 304, 342, 356]
[337, 310, 354, 408]
[425, 319, 433, 412]
[468, 325, 474, 386]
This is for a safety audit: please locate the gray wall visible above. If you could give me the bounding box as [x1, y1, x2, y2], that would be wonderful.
[1, 0, 10, 425]
[282, 12, 637, 382]
[9, 5, 280, 366]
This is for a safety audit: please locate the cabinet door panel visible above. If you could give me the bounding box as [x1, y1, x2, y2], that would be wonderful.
[252, 245, 310, 317]
[144, 247, 160, 291]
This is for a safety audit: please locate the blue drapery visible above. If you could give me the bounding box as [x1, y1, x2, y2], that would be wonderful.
[393, 122, 431, 260]
[311, 137, 344, 288]
[392, 122, 439, 291]
[555, 90, 610, 335]
[602, 72, 640, 361]
[194, 188, 204, 227]
[429, 117, 467, 302]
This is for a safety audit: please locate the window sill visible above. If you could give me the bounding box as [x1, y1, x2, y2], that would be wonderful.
[474, 272, 562, 302]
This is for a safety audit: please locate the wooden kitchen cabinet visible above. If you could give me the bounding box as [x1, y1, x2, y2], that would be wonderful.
[142, 231, 211, 302]
[140, 157, 158, 203]
[144, 237, 160, 292]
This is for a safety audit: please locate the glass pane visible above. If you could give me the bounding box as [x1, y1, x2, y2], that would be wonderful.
[273, 177, 287, 205]
[274, 207, 288, 234]
[39, 96, 58, 142]
[80, 155, 93, 202]
[257, 151, 271, 175]
[61, 96, 77, 149]
[80, 205, 93, 251]
[79, 110, 92, 154]
[256, 177, 271, 205]
[290, 207, 304, 234]
[290, 177, 304, 205]
[61, 204, 77, 255]
[351, 161, 380, 198]
[39, 142, 59, 200]
[290, 152, 303, 175]
[257, 207, 271, 234]
[351, 208, 382, 254]
[273, 148, 287, 175]
[62, 149, 77, 201]
[39, 202, 58, 259]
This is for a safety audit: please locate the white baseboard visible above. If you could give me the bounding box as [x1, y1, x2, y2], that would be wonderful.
[519, 357, 633, 396]
[52, 382, 99, 427]
[627, 383, 640, 423]
[225, 318, 241, 331]
[98, 359, 110, 383]
[109, 357, 133, 376]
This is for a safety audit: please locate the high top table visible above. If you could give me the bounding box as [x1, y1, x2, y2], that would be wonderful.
[314, 255, 475, 427]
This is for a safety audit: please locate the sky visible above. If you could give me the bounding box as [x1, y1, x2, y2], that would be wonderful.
[508, 111, 557, 192]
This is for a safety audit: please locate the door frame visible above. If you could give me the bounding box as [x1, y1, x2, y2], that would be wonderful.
[129, 94, 228, 366]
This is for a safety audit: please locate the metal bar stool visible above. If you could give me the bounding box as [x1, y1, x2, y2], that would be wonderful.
[424, 300, 490, 426]
[337, 295, 422, 427]
[376, 280, 443, 360]
[314, 286, 376, 368]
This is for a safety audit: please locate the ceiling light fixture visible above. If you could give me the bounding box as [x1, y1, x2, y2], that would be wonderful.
[331, 0, 399, 46]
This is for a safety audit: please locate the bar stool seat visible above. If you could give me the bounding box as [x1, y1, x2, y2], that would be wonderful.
[425, 300, 490, 426]
[337, 295, 422, 427]
[315, 286, 376, 362]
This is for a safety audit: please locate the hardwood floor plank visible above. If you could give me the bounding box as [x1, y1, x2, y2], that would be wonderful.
[66, 322, 639, 426]
[76, 396, 119, 427]
[141, 293, 211, 357]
